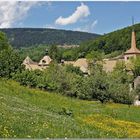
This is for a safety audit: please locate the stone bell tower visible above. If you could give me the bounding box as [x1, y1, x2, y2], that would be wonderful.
[124, 18, 140, 61]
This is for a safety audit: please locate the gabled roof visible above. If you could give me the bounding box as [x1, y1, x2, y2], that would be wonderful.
[23, 56, 34, 65]
[74, 58, 88, 73]
[39, 55, 52, 66]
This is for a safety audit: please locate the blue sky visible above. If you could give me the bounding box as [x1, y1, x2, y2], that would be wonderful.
[0, 1, 140, 34]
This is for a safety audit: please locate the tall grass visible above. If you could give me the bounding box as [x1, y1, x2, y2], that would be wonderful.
[0, 79, 140, 138]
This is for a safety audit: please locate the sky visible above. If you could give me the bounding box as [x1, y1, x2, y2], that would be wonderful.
[0, 1, 140, 34]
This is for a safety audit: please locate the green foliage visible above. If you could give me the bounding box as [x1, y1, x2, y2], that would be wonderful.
[114, 61, 126, 72]
[0, 31, 23, 78]
[62, 49, 78, 60]
[13, 61, 135, 105]
[0, 48, 24, 78]
[0, 31, 10, 51]
[48, 45, 62, 62]
[86, 50, 105, 62]
[46, 63, 70, 92]
[13, 70, 42, 88]
[18, 45, 48, 62]
[0, 79, 140, 138]
[88, 65, 110, 103]
[109, 83, 135, 105]
[91, 74, 110, 103]
[131, 56, 140, 78]
[70, 76, 93, 100]
[113, 61, 133, 83]
[105, 51, 122, 59]
[108, 63, 134, 105]
[78, 23, 140, 58]
[0, 28, 99, 48]
[64, 64, 83, 76]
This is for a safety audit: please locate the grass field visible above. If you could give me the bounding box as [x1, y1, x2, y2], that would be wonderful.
[0, 79, 140, 138]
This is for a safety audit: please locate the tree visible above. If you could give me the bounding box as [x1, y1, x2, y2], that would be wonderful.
[64, 64, 83, 76]
[113, 61, 126, 72]
[88, 63, 110, 103]
[48, 45, 62, 62]
[90, 72, 110, 103]
[131, 57, 140, 78]
[86, 50, 104, 62]
[0, 32, 10, 51]
[108, 82, 135, 105]
[0, 48, 24, 78]
[108, 65, 135, 105]
[113, 61, 133, 84]
[0, 31, 23, 78]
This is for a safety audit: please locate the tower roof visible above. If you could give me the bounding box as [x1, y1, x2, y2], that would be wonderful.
[124, 30, 140, 54]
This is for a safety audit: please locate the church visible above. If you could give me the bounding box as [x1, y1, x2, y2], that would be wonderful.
[103, 26, 140, 72]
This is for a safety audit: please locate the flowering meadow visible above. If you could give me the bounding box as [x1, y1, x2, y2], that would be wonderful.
[0, 79, 140, 138]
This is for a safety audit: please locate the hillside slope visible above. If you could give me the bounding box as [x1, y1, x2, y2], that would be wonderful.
[0, 28, 100, 48]
[0, 79, 140, 138]
[80, 23, 140, 55]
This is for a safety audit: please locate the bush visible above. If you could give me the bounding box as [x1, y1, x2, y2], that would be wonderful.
[13, 70, 42, 88]
[0, 48, 24, 78]
[109, 83, 135, 105]
[64, 64, 83, 76]
[0, 31, 10, 51]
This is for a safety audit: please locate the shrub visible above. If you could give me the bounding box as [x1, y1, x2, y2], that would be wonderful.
[13, 70, 42, 88]
[0, 48, 24, 78]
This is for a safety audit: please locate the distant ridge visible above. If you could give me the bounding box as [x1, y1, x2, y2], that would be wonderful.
[0, 28, 100, 48]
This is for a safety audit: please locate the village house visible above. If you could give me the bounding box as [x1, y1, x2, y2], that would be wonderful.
[23, 56, 42, 70]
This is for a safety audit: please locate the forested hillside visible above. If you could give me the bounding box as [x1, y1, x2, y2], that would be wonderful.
[60, 23, 140, 60]
[0, 28, 100, 48]
[79, 23, 140, 55]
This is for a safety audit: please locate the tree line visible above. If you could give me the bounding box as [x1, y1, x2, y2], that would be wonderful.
[0, 28, 99, 48]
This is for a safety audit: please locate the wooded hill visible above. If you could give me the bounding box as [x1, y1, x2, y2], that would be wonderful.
[80, 23, 140, 55]
[0, 28, 100, 48]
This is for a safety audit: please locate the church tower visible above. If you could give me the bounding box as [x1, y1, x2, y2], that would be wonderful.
[124, 18, 140, 61]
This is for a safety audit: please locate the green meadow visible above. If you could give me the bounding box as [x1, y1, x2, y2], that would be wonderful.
[0, 79, 140, 138]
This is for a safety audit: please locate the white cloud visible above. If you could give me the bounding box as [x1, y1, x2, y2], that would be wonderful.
[74, 20, 98, 33]
[55, 3, 90, 26]
[0, 1, 38, 28]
